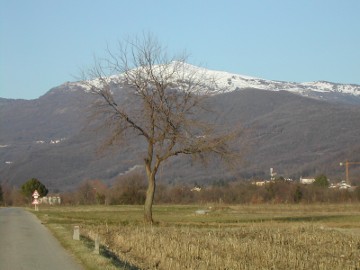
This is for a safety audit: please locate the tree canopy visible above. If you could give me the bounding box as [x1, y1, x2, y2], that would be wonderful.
[21, 178, 48, 198]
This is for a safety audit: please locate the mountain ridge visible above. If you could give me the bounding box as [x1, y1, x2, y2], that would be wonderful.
[1, 65, 359, 191]
[52, 63, 360, 106]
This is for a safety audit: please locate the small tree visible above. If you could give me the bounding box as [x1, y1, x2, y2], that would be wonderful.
[84, 34, 238, 223]
[313, 174, 329, 188]
[21, 178, 48, 200]
[293, 185, 303, 203]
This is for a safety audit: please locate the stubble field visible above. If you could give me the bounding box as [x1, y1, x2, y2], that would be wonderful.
[33, 203, 360, 270]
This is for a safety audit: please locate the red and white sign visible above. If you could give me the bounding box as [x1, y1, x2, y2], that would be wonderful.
[32, 198, 39, 205]
[32, 190, 40, 198]
[32, 190, 40, 210]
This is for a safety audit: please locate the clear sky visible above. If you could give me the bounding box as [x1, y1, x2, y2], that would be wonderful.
[1, 0, 359, 100]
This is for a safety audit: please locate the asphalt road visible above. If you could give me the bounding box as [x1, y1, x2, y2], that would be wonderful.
[0, 207, 84, 270]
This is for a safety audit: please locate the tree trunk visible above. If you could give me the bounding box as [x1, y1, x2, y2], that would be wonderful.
[144, 173, 156, 224]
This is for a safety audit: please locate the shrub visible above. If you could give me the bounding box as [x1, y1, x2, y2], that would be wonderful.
[313, 174, 329, 188]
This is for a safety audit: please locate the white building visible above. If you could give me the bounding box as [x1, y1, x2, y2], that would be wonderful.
[329, 181, 352, 190]
[40, 196, 61, 205]
[300, 177, 315, 184]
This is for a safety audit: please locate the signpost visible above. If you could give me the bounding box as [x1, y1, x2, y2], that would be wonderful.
[32, 190, 40, 211]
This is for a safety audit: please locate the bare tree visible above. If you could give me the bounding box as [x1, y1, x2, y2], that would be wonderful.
[83, 34, 237, 223]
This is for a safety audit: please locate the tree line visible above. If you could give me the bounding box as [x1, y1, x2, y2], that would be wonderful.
[2, 173, 359, 206]
[74, 173, 359, 205]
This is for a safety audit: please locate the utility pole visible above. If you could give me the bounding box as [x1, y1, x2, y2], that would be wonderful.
[340, 160, 360, 185]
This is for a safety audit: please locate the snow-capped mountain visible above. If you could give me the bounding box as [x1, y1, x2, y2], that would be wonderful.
[1, 63, 360, 190]
[63, 62, 360, 104]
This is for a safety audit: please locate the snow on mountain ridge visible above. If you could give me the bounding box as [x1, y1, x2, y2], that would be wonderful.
[64, 62, 360, 97]
[189, 65, 360, 97]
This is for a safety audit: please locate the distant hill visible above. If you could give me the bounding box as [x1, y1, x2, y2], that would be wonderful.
[1, 65, 359, 191]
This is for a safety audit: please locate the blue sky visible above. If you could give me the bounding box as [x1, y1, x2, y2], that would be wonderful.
[1, 0, 359, 99]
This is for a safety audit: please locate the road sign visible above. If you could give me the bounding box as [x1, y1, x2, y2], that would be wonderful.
[32, 190, 40, 198]
[32, 190, 40, 211]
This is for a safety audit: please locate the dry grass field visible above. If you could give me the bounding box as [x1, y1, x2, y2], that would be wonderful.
[33, 204, 360, 269]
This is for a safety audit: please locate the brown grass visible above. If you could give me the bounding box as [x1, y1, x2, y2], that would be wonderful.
[82, 223, 360, 270]
[34, 203, 360, 269]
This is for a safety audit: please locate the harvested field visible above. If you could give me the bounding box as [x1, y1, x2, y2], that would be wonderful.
[34, 204, 360, 269]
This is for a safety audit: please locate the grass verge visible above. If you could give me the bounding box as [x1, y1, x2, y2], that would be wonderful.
[32, 210, 130, 270]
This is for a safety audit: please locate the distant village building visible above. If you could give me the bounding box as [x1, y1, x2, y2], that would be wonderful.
[329, 181, 352, 190]
[300, 177, 315, 184]
[253, 180, 274, 186]
[270, 168, 277, 181]
[338, 181, 352, 190]
[40, 195, 61, 205]
[190, 187, 202, 192]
